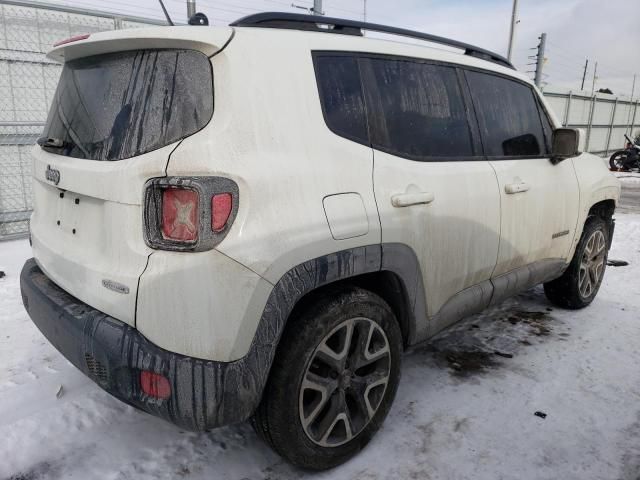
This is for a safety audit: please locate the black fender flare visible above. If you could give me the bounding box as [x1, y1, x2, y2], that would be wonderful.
[224, 243, 427, 424]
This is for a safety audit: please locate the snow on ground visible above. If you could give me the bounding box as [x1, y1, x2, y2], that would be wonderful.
[1, 215, 640, 480]
[612, 171, 640, 185]
[611, 169, 640, 183]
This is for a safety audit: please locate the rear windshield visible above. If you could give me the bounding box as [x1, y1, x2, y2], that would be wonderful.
[42, 49, 213, 161]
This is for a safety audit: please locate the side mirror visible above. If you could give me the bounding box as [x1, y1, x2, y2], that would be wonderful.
[551, 128, 580, 164]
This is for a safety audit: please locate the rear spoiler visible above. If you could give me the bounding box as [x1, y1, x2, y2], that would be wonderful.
[47, 26, 233, 63]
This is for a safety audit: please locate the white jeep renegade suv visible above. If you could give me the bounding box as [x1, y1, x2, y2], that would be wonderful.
[20, 12, 620, 470]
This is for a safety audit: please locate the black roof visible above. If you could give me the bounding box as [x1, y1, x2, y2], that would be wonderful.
[230, 12, 514, 70]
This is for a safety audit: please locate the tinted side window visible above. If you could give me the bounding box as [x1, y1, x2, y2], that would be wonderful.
[363, 58, 474, 159]
[314, 55, 368, 144]
[466, 71, 548, 157]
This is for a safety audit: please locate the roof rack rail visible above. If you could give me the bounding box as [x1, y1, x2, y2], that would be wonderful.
[230, 12, 514, 70]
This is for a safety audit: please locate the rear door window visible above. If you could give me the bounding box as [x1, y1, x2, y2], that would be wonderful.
[313, 55, 369, 145]
[465, 70, 548, 157]
[42, 49, 213, 161]
[362, 57, 474, 160]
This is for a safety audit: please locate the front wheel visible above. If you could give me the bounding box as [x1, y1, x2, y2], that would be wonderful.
[544, 216, 609, 309]
[609, 151, 628, 170]
[252, 287, 402, 470]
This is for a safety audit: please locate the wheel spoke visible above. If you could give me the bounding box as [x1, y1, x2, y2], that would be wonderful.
[584, 236, 594, 257]
[315, 320, 354, 370]
[364, 377, 389, 420]
[589, 264, 597, 285]
[320, 413, 353, 445]
[352, 368, 389, 388]
[591, 232, 605, 260]
[579, 264, 591, 297]
[316, 391, 352, 445]
[300, 372, 338, 428]
[594, 258, 604, 280]
[350, 322, 390, 371]
[590, 254, 604, 283]
[345, 385, 372, 425]
[579, 265, 588, 288]
[350, 370, 389, 420]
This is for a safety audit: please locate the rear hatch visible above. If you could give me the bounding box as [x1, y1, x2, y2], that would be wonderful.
[30, 26, 232, 326]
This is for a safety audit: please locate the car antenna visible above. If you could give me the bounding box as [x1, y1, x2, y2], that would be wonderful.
[157, 0, 174, 26]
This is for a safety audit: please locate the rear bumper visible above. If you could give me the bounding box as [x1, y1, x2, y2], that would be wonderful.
[20, 258, 260, 431]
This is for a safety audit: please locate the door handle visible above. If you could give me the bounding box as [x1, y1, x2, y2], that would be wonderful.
[391, 192, 435, 207]
[504, 182, 530, 194]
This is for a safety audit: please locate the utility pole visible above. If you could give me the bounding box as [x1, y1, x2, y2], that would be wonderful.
[186, 0, 196, 19]
[628, 74, 637, 134]
[506, 0, 519, 62]
[312, 0, 323, 15]
[580, 59, 589, 91]
[362, 0, 367, 36]
[534, 32, 546, 87]
[591, 62, 598, 94]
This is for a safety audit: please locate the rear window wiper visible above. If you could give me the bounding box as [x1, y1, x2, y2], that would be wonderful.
[37, 136, 81, 153]
[37, 136, 66, 148]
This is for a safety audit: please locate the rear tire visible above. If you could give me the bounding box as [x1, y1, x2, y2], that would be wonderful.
[609, 151, 628, 171]
[252, 287, 402, 470]
[544, 216, 609, 309]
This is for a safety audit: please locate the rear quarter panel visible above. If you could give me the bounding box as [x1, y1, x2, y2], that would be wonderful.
[164, 28, 382, 283]
[137, 29, 382, 361]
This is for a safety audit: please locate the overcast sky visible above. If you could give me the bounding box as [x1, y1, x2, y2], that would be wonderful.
[50, 0, 639, 97]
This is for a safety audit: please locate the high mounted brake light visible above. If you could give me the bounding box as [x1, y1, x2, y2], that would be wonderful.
[53, 34, 90, 47]
[143, 177, 239, 252]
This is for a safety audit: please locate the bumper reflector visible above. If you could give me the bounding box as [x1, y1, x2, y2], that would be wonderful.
[140, 371, 171, 399]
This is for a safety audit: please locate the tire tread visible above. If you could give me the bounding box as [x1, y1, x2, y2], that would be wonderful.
[544, 216, 608, 309]
[250, 286, 402, 470]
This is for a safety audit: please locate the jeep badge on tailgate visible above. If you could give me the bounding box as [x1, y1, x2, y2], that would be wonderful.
[45, 165, 60, 185]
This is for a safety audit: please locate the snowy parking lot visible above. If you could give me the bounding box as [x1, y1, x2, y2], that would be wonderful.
[615, 171, 640, 213]
[1, 212, 640, 480]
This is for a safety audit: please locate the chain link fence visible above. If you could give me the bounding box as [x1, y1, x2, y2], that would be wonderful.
[0, 0, 162, 240]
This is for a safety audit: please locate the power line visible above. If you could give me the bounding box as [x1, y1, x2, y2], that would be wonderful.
[546, 39, 635, 78]
[168, 0, 257, 12]
[539, 39, 637, 94]
[544, 48, 587, 69]
[262, 0, 362, 16]
[50, 0, 174, 20]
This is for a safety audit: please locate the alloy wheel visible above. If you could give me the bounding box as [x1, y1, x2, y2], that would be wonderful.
[298, 317, 391, 447]
[578, 229, 607, 299]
